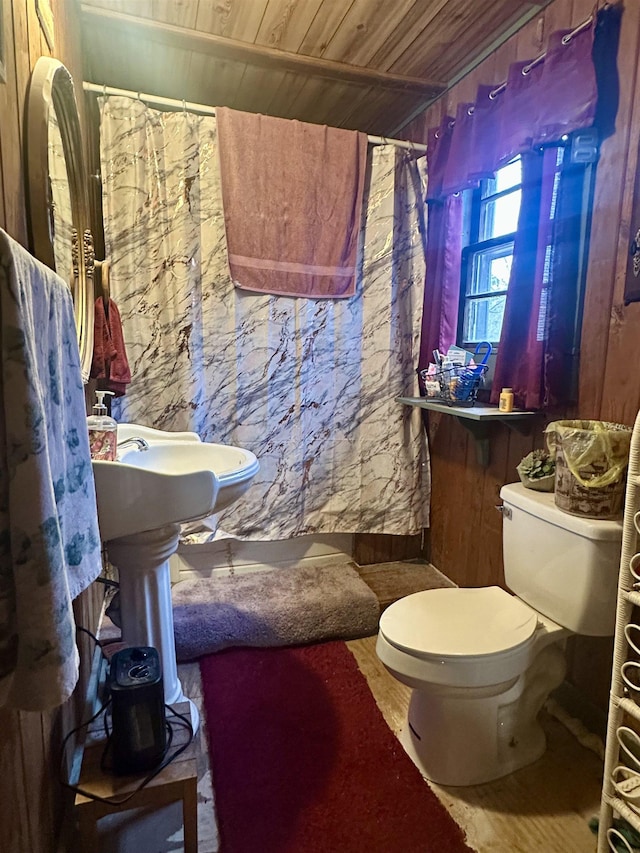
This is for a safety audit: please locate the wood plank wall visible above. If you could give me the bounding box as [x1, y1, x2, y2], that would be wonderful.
[0, 3, 103, 852]
[3, 1, 633, 843]
[400, 0, 640, 713]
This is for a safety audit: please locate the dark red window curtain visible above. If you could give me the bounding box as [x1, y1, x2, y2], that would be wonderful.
[418, 120, 463, 376]
[418, 196, 463, 374]
[418, 3, 621, 409]
[544, 153, 592, 407]
[490, 149, 559, 409]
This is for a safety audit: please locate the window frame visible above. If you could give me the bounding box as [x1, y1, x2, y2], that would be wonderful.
[457, 160, 523, 349]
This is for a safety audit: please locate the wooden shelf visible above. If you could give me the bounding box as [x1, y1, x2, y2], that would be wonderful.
[396, 396, 539, 466]
[75, 701, 198, 851]
[396, 396, 537, 422]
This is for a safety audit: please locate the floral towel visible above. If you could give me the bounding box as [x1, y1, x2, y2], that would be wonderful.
[0, 229, 102, 711]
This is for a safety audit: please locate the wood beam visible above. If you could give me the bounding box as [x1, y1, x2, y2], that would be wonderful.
[79, 5, 447, 99]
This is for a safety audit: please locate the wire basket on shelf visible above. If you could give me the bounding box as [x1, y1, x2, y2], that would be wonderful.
[420, 362, 489, 406]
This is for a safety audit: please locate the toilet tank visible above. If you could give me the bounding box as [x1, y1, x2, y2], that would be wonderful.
[500, 483, 622, 636]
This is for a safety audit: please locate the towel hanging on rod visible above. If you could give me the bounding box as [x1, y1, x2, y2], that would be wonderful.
[95, 258, 110, 316]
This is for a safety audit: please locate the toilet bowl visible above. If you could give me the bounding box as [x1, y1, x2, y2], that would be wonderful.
[376, 482, 622, 786]
[377, 587, 568, 785]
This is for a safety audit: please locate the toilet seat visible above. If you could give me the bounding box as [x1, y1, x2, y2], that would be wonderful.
[380, 586, 537, 658]
[377, 586, 540, 688]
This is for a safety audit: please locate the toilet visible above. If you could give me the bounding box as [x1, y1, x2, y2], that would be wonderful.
[376, 482, 622, 786]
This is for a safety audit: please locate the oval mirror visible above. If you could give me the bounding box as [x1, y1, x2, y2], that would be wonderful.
[26, 56, 94, 382]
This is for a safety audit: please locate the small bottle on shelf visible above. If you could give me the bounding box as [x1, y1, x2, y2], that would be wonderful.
[499, 387, 514, 413]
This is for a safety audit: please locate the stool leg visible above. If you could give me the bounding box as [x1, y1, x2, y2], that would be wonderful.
[182, 777, 198, 853]
[77, 805, 101, 852]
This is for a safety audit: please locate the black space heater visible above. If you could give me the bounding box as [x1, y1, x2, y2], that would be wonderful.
[107, 646, 167, 775]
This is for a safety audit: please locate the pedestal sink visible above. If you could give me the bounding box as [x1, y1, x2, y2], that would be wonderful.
[92, 424, 259, 731]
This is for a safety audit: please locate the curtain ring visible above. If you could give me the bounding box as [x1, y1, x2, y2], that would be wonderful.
[467, 106, 475, 116]
[488, 90, 497, 100]
[182, 99, 187, 113]
[561, 33, 572, 45]
[522, 64, 532, 76]
[434, 130, 440, 139]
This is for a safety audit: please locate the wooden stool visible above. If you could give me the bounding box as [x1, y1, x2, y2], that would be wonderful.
[75, 702, 198, 852]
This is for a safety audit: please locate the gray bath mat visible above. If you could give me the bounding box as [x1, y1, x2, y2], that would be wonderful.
[172, 562, 380, 661]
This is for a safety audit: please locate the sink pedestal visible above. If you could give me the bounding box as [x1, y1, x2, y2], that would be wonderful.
[106, 523, 199, 733]
[92, 423, 260, 738]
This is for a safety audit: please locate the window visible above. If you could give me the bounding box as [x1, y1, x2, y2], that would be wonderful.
[458, 158, 522, 347]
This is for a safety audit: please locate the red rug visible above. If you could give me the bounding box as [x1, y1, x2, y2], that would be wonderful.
[200, 641, 473, 853]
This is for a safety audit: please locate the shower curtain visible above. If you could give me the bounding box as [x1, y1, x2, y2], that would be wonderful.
[99, 97, 429, 540]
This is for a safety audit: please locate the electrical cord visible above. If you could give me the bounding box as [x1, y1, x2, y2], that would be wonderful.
[76, 624, 109, 659]
[61, 706, 194, 806]
[60, 627, 195, 807]
[95, 576, 120, 590]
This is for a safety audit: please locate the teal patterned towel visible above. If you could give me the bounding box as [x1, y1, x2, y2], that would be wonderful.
[0, 230, 102, 710]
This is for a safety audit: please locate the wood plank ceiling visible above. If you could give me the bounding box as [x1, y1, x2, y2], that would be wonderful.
[80, 0, 554, 136]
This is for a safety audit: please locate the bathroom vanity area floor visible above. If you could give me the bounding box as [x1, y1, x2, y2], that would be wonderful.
[91, 561, 605, 853]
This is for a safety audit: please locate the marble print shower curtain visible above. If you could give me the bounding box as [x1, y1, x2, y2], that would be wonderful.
[100, 97, 430, 540]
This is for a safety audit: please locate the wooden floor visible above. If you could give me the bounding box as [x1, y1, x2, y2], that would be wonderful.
[351, 561, 605, 853]
[348, 635, 604, 853]
[96, 560, 606, 852]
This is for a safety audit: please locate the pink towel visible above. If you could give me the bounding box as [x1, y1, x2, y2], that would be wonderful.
[216, 108, 368, 298]
[90, 297, 132, 396]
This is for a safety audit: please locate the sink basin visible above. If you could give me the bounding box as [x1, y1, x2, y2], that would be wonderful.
[92, 427, 259, 542]
[118, 441, 259, 513]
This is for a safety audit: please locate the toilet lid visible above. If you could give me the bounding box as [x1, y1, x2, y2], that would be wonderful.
[379, 587, 538, 657]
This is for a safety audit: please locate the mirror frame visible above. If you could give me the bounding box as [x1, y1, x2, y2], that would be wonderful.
[26, 56, 94, 382]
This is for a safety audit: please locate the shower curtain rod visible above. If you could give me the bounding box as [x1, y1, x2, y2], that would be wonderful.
[83, 81, 427, 153]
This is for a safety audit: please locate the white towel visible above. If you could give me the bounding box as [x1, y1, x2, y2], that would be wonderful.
[0, 229, 102, 711]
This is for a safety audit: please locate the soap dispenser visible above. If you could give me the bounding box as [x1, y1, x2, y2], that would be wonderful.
[87, 390, 117, 461]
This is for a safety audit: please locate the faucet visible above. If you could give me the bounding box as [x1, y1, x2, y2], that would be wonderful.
[117, 437, 150, 452]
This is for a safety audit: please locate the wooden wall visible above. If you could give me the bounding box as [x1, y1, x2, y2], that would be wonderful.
[2, 2, 632, 844]
[0, 3, 103, 852]
[400, 0, 640, 714]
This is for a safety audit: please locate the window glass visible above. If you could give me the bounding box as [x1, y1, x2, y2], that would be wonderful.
[482, 158, 522, 197]
[463, 295, 507, 344]
[479, 190, 521, 241]
[468, 243, 514, 296]
[459, 157, 523, 346]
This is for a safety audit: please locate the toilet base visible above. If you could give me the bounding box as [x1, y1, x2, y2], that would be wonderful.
[399, 644, 566, 786]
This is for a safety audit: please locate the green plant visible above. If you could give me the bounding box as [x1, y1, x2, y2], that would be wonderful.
[517, 449, 555, 480]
